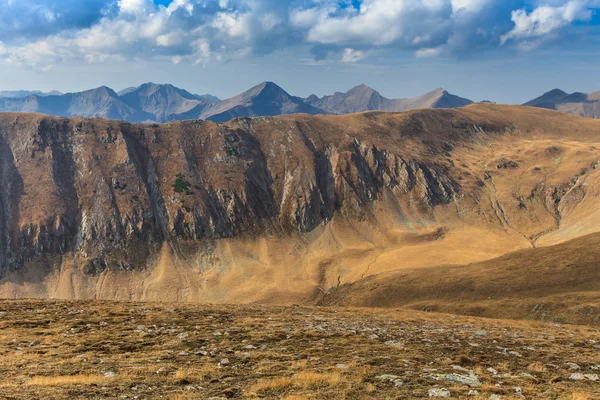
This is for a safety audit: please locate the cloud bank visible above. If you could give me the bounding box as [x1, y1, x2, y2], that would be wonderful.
[0, 0, 596, 68]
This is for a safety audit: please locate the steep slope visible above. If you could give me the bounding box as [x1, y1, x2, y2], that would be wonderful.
[120, 83, 208, 122]
[524, 88, 600, 118]
[306, 85, 473, 114]
[0, 105, 600, 305]
[174, 82, 326, 122]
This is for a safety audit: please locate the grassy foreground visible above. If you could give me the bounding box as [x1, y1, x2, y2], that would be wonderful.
[0, 300, 598, 399]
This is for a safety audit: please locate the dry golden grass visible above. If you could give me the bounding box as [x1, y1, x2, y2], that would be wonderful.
[26, 374, 109, 386]
[572, 393, 596, 400]
[248, 371, 342, 394]
[322, 230, 600, 325]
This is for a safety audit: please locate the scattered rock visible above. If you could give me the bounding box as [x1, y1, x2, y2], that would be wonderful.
[218, 358, 230, 367]
[425, 372, 481, 387]
[376, 374, 400, 381]
[584, 374, 599, 381]
[428, 388, 451, 397]
[565, 362, 580, 370]
[569, 373, 585, 381]
[385, 340, 403, 347]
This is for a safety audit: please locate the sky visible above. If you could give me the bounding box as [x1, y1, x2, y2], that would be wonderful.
[0, 0, 599, 104]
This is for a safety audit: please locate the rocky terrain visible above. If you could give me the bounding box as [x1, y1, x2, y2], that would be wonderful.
[0, 300, 598, 400]
[0, 82, 473, 123]
[1, 104, 600, 311]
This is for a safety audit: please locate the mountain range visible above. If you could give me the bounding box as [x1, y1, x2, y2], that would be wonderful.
[0, 82, 473, 123]
[523, 88, 600, 118]
[3, 81, 600, 124]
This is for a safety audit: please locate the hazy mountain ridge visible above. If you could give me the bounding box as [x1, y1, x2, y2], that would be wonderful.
[0, 82, 473, 123]
[524, 88, 600, 118]
[0, 90, 62, 98]
[305, 85, 473, 114]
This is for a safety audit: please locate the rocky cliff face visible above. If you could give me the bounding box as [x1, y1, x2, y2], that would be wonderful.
[1, 105, 600, 303]
[0, 111, 469, 277]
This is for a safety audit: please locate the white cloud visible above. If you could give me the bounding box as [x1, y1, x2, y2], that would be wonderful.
[119, 0, 153, 15]
[341, 48, 368, 62]
[157, 32, 183, 47]
[213, 11, 250, 39]
[451, 0, 487, 14]
[501, 0, 592, 47]
[415, 47, 444, 58]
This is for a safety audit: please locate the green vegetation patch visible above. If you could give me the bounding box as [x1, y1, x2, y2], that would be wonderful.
[173, 174, 192, 194]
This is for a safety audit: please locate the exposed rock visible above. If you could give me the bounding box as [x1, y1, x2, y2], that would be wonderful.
[428, 388, 451, 397]
[218, 358, 230, 367]
[569, 373, 585, 381]
[424, 371, 482, 387]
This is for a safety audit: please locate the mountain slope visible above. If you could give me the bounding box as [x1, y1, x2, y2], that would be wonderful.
[1, 104, 600, 306]
[524, 88, 600, 118]
[305, 85, 473, 114]
[320, 231, 600, 324]
[404, 88, 473, 109]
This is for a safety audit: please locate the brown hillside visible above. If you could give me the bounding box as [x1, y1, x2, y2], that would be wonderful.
[0, 104, 600, 305]
[319, 231, 600, 325]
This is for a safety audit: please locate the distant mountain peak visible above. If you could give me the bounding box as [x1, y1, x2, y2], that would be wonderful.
[426, 88, 448, 97]
[544, 88, 568, 96]
[256, 81, 287, 94]
[81, 86, 119, 98]
[347, 83, 378, 95]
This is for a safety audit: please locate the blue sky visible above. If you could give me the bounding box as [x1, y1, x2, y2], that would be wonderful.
[0, 0, 599, 103]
